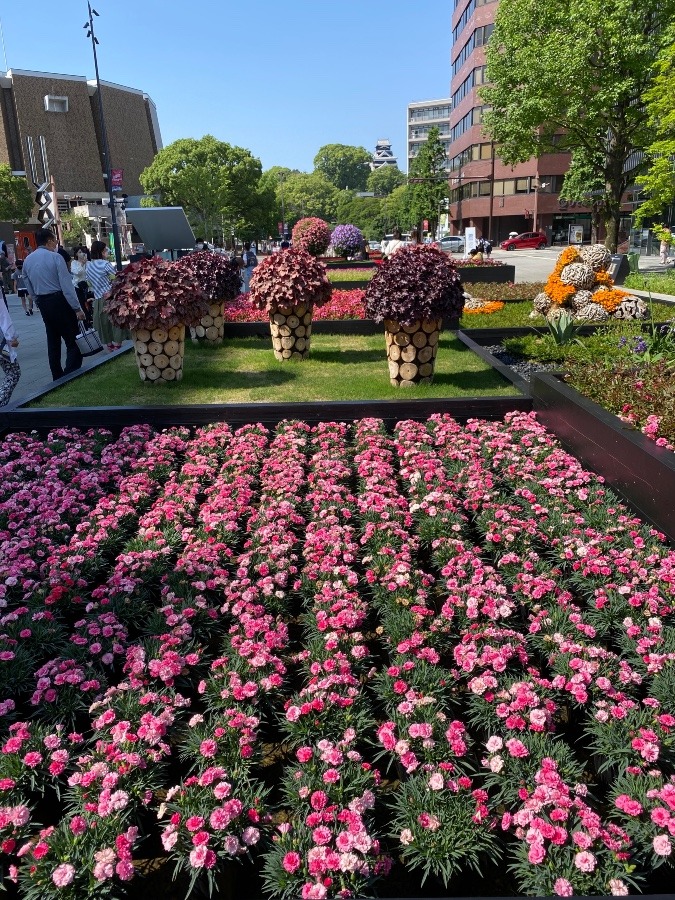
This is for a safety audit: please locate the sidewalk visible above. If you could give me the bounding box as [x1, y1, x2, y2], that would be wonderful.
[2, 292, 130, 408]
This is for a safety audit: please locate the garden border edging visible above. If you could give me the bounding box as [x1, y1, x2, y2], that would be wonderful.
[531, 371, 675, 542]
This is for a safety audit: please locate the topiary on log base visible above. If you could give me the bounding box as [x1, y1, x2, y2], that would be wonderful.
[384, 318, 441, 386]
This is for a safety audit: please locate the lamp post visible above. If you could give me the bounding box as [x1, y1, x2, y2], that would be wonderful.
[532, 175, 550, 234]
[84, 3, 122, 271]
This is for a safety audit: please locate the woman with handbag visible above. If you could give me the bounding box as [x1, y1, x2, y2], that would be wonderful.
[71, 246, 92, 327]
[87, 241, 128, 351]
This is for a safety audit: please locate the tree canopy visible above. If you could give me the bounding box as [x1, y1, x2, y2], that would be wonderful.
[409, 127, 449, 236]
[481, 0, 675, 250]
[0, 166, 33, 224]
[313, 144, 372, 191]
[634, 29, 675, 225]
[367, 165, 407, 197]
[139, 135, 266, 241]
[279, 172, 340, 226]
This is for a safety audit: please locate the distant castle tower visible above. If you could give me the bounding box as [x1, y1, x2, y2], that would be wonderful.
[371, 139, 398, 169]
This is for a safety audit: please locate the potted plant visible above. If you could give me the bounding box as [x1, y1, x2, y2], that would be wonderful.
[248, 246, 331, 360]
[291, 217, 332, 257]
[364, 244, 465, 386]
[105, 256, 208, 382]
[330, 223, 364, 259]
[174, 251, 242, 345]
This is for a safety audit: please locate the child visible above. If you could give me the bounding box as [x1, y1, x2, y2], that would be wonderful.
[0, 297, 20, 406]
[12, 260, 33, 315]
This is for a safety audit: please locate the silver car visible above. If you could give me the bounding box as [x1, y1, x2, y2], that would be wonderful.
[438, 236, 465, 253]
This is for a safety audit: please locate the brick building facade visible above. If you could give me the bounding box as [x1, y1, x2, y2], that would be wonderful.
[0, 68, 161, 208]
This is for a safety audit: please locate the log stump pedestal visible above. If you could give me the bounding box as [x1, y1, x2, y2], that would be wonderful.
[269, 303, 313, 360]
[191, 302, 225, 345]
[384, 318, 442, 386]
[132, 325, 185, 383]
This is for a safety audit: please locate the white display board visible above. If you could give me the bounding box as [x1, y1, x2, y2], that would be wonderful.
[569, 224, 584, 245]
[464, 227, 477, 258]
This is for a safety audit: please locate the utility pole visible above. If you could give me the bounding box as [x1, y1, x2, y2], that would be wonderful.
[84, 3, 122, 271]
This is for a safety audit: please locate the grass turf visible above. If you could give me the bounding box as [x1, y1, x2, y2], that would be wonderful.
[29, 333, 518, 408]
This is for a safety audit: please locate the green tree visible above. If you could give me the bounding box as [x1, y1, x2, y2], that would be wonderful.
[409, 127, 448, 237]
[139, 135, 265, 240]
[382, 184, 415, 233]
[635, 30, 675, 225]
[313, 144, 372, 191]
[60, 211, 92, 246]
[367, 165, 407, 197]
[481, 0, 674, 251]
[282, 172, 340, 226]
[0, 165, 33, 223]
[335, 193, 386, 239]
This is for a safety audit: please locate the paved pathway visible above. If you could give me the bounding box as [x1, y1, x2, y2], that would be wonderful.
[1, 250, 671, 408]
[2, 291, 130, 408]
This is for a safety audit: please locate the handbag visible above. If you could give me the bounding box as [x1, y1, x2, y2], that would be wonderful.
[75, 322, 104, 357]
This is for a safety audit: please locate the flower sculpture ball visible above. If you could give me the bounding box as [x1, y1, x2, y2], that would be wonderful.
[538, 245, 645, 321]
[249, 247, 331, 314]
[105, 256, 208, 332]
[291, 217, 332, 257]
[173, 250, 242, 302]
[365, 244, 464, 326]
[580, 243, 612, 272]
[330, 223, 364, 258]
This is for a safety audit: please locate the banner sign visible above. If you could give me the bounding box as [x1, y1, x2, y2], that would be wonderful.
[464, 227, 477, 258]
[111, 169, 124, 192]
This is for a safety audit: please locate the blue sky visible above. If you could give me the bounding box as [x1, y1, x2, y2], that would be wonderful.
[0, 0, 451, 173]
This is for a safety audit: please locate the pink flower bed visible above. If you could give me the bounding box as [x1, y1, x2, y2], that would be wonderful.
[223, 290, 366, 323]
[0, 414, 674, 898]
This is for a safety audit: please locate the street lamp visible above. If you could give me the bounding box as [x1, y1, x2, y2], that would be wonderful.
[532, 176, 550, 234]
[84, 3, 122, 271]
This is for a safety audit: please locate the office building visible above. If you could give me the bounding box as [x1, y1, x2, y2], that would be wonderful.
[407, 99, 452, 174]
[447, 1, 627, 243]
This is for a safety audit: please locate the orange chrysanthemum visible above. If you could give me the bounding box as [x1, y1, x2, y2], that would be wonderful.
[592, 288, 630, 312]
[463, 301, 505, 315]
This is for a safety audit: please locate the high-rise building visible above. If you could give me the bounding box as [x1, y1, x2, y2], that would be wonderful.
[448, 2, 622, 244]
[407, 99, 451, 173]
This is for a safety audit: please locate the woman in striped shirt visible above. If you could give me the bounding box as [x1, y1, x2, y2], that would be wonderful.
[87, 241, 128, 350]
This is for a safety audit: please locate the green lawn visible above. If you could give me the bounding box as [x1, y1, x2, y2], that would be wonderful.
[459, 298, 675, 329]
[29, 333, 518, 408]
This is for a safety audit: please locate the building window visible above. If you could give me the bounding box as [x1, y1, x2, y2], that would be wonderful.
[515, 178, 529, 193]
[44, 95, 68, 113]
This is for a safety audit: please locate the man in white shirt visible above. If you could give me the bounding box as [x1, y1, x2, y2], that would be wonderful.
[22, 229, 86, 380]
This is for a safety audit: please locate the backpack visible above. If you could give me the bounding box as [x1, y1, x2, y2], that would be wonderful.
[245, 251, 258, 269]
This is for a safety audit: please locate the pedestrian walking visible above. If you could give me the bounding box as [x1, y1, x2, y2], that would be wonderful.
[87, 241, 126, 351]
[0, 298, 20, 406]
[0, 252, 12, 294]
[71, 247, 92, 326]
[241, 241, 258, 293]
[483, 238, 493, 260]
[12, 260, 33, 315]
[383, 229, 406, 258]
[21, 228, 85, 381]
[659, 227, 671, 265]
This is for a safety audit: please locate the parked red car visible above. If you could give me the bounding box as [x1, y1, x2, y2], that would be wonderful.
[499, 231, 548, 251]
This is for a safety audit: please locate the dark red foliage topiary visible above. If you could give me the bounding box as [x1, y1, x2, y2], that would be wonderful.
[104, 256, 208, 332]
[173, 251, 242, 302]
[249, 247, 332, 313]
[364, 244, 465, 325]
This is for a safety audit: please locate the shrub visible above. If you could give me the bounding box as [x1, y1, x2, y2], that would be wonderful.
[173, 250, 242, 302]
[104, 256, 208, 332]
[249, 247, 332, 314]
[291, 217, 332, 257]
[330, 224, 364, 258]
[364, 244, 464, 326]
